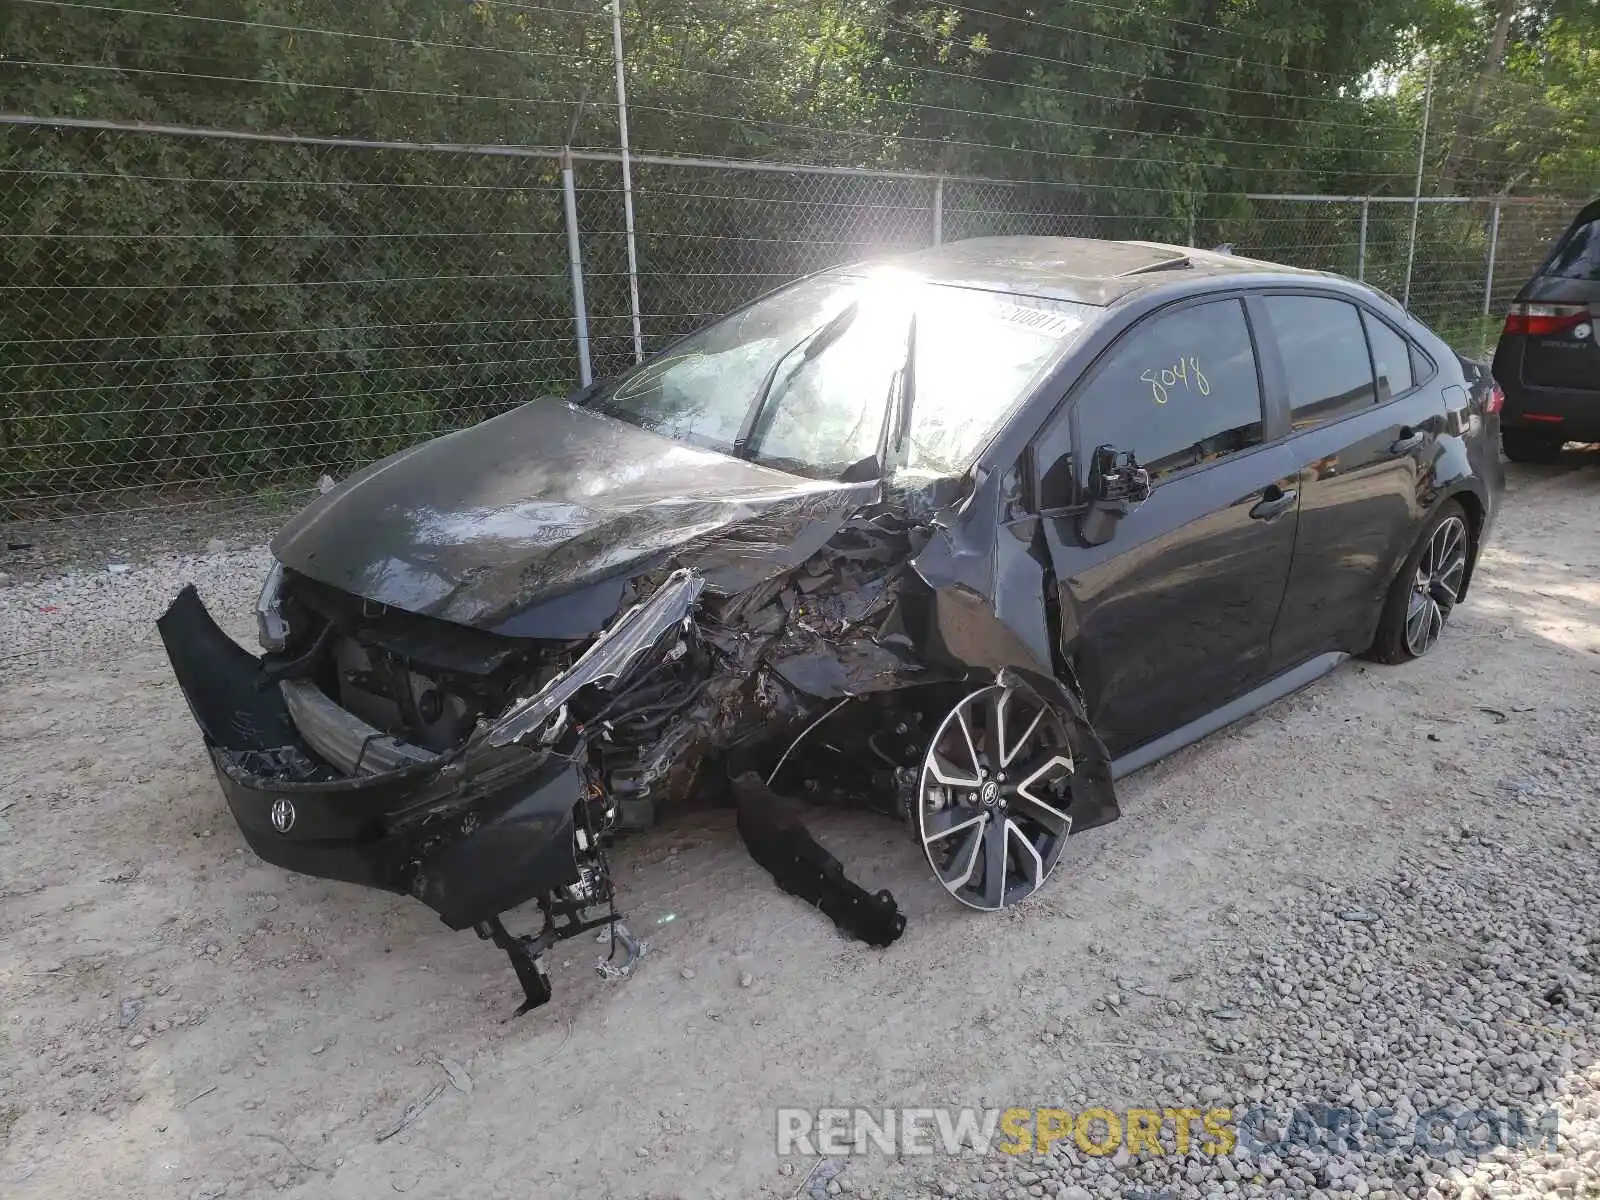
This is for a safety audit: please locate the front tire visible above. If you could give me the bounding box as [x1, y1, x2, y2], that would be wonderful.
[1368, 501, 1471, 665]
[1501, 427, 1564, 464]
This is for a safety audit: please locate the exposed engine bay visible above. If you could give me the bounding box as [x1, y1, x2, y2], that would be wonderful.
[158, 402, 1119, 1016]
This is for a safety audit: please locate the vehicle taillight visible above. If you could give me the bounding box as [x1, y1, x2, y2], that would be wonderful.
[1484, 383, 1504, 415]
[1502, 302, 1589, 337]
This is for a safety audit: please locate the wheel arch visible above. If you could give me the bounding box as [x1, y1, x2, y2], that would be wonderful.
[1436, 484, 1486, 604]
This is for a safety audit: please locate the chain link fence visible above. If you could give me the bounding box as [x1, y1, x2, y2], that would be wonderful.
[582, 159, 942, 379]
[1222, 195, 1577, 353]
[1, 116, 1585, 534]
[1, 121, 577, 529]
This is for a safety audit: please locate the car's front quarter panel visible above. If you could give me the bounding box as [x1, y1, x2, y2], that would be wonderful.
[910, 463, 1056, 679]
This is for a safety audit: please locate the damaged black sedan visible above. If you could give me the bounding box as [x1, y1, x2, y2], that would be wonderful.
[160, 237, 1502, 1013]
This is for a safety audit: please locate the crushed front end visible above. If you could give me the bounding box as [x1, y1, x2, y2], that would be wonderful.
[159, 565, 718, 1012]
[160, 496, 1119, 1014]
[157, 507, 947, 1012]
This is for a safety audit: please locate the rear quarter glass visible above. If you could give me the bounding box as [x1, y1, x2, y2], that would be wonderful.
[1521, 205, 1600, 305]
[1544, 215, 1600, 282]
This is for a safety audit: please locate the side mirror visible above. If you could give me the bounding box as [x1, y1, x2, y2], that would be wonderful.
[1078, 445, 1151, 546]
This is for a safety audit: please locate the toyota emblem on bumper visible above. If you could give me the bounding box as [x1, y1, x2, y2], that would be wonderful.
[270, 797, 297, 833]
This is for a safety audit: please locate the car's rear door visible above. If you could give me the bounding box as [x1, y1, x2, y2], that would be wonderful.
[1032, 295, 1300, 758]
[1251, 292, 1444, 669]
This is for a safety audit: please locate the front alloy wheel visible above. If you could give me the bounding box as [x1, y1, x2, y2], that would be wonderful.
[917, 684, 1075, 911]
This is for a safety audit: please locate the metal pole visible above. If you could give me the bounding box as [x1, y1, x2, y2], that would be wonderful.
[610, 0, 644, 363]
[1402, 58, 1433, 310]
[1187, 205, 1196, 249]
[932, 176, 944, 246]
[561, 149, 592, 388]
[1483, 202, 1502, 316]
[1357, 198, 1369, 281]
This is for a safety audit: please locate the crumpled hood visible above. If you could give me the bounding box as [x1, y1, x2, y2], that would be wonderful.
[272, 398, 870, 634]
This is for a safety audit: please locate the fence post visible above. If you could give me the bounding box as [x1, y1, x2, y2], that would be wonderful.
[1403, 58, 1434, 309]
[932, 176, 944, 246]
[1483, 202, 1502, 317]
[1357, 199, 1369, 282]
[610, 0, 644, 363]
[561, 148, 593, 388]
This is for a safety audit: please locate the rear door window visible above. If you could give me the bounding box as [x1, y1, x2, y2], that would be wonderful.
[1258, 296, 1377, 429]
[1071, 298, 1264, 483]
[1362, 311, 1415, 400]
[1545, 218, 1600, 281]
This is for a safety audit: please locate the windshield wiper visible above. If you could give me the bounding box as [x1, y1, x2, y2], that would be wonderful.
[876, 312, 916, 475]
[733, 300, 860, 459]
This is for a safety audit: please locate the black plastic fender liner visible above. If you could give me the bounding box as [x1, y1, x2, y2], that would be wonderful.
[730, 771, 907, 947]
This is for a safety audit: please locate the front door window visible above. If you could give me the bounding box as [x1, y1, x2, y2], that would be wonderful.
[1073, 298, 1265, 482]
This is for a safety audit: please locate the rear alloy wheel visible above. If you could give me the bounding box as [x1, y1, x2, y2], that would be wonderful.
[1501, 427, 1564, 464]
[1369, 501, 1471, 664]
[917, 683, 1075, 911]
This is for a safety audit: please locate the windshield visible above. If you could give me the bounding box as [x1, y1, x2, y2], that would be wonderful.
[584, 272, 1093, 479]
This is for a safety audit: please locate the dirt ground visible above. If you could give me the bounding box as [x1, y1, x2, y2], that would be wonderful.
[2, 452, 1598, 1200]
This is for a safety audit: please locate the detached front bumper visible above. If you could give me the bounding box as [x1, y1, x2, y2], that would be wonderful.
[157, 585, 583, 929]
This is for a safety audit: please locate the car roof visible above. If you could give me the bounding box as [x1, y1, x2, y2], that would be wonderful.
[837, 235, 1334, 306]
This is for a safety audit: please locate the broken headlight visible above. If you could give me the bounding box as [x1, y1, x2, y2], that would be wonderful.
[256, 560, 291, 652]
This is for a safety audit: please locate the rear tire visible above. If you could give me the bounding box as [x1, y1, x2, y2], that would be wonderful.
[1368, 500, 1471, 665]
[1501, 427, 1564, 463]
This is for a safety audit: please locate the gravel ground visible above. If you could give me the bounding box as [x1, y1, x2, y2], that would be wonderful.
[1, 490, 301, 586]
[2, 450, 1598, 1200]
[866, 773, 1600, 1200]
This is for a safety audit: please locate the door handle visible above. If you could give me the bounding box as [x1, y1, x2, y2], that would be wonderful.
[1390, 427, 1427, 455]
[1249, 486, 1297, 521]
